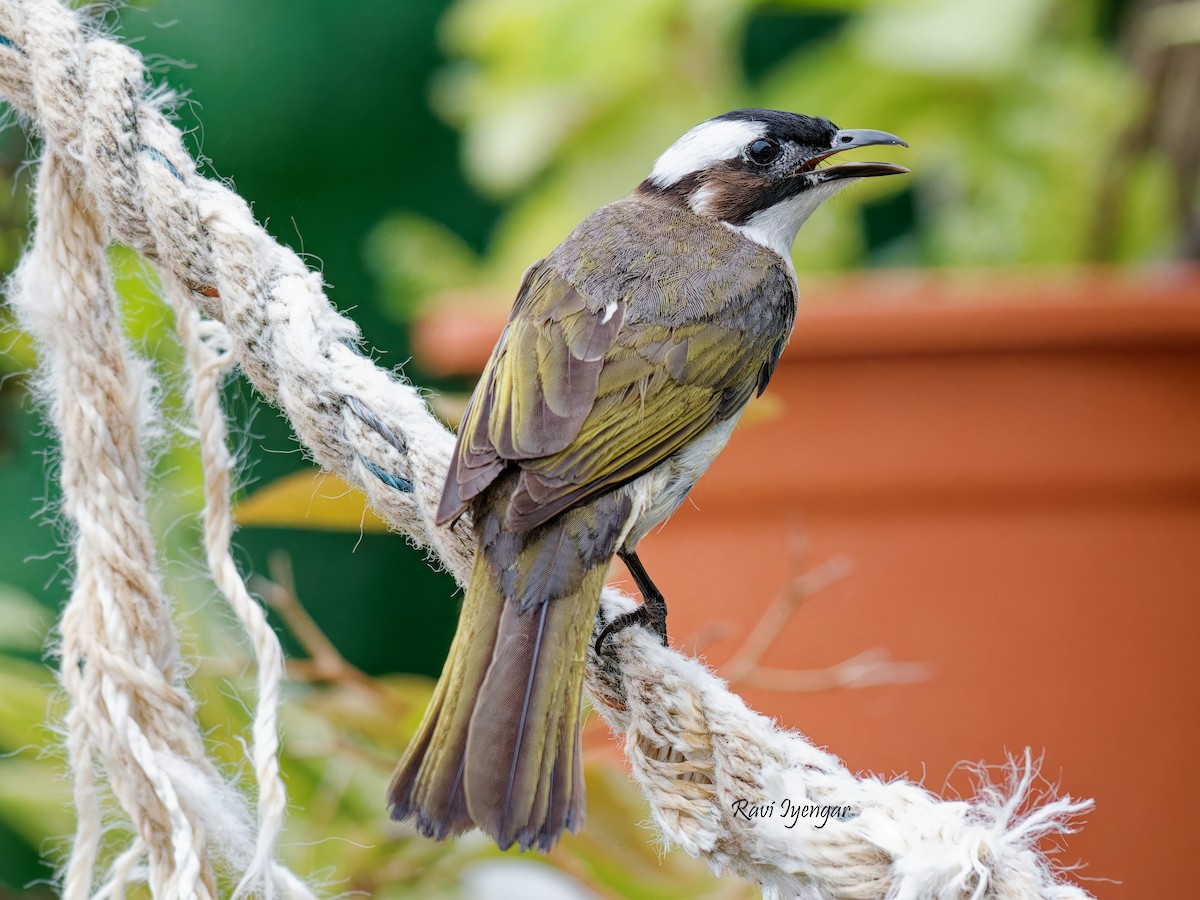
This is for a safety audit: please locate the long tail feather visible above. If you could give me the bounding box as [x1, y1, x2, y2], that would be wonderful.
[387, 548, 503, 838]
[388, 514, 608, 850]
[464, 564, 604, 849]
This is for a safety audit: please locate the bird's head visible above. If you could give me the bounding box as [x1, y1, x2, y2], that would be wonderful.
[637, 108, 908, 258]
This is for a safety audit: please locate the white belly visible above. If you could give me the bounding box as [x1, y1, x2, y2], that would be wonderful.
[619, 411, 744, 550]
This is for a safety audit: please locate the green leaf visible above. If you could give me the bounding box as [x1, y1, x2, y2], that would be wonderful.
[235, 468, 390, 533]
[0, 757, 73, 850]
[0, 656, 54, 754]
[0, 586, 49, 654]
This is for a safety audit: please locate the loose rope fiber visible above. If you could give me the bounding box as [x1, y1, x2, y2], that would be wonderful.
[0, 2, 1094, 898]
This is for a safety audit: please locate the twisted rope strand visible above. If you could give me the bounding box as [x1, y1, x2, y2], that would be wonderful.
[15, 150, 221, 899]
[0, 1, 1094, 897]
[5, 3, 307, 895]
[171, 291, 317, 900]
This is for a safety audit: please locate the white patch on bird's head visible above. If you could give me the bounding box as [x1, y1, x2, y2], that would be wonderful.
[726, 180, 848, 263]
[648, 119, 764, 187]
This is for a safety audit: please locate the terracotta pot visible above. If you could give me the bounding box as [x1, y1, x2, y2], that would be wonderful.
[414, 266, 1200, 898]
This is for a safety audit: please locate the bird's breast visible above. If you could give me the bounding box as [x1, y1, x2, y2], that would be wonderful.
[619, 411, 744, 551]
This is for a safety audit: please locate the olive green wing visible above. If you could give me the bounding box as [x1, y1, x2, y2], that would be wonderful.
[436, 259, 622, 523]
[437, 258, 794, 532]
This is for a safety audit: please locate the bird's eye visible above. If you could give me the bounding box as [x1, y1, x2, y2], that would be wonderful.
[747, 139, 779, 166]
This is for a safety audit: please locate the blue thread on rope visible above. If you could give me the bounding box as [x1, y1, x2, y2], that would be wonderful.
[344, 395, 406, 455]
[360, 456, 412, 493]
[0, 35, 20, 53]
[141, 145, 182, 181]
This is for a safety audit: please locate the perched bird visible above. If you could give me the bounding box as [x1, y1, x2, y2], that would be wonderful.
[389, 108, 907, 851]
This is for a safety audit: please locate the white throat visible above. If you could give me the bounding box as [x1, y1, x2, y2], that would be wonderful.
[725, 180, 848, 262]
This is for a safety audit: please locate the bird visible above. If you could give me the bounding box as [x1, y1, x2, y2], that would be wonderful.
[388, 108, 907, 852]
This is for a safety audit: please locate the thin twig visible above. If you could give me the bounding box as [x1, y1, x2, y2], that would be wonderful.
[721, 536, 928, 693]
[722, 536, 852, 683]
[255, 551, 381, 695]
[739, 649, 932, 693]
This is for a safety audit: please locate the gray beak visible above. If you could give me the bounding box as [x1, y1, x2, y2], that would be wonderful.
[799, 128, 909, 181]
[831, 128, 909, 153]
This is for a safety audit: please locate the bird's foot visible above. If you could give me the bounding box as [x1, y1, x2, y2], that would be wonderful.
[596, 549, 668, 653]
[594, 601, 668, 654]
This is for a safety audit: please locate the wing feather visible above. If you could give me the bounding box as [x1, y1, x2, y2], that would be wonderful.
[437, 211, 796, 532]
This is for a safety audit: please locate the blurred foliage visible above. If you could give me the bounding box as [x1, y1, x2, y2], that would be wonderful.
[0, 0, 1186, 895]
[372, 0, 1178, 323]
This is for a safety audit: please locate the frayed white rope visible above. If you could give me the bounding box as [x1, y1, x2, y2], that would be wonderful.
[13, 150, 239, 899]
[587, 614, 1092, 900]
[0, 1, 1094, 897]
[4, 3, 310, 897]
[171, 290, 317, 900]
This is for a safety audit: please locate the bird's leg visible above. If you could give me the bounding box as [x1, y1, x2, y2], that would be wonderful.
[621, 550, 668, 641]
[595, 550, 669, 653]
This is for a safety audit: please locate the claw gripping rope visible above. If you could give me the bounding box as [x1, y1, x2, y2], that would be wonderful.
[0, 2, 1093, 897]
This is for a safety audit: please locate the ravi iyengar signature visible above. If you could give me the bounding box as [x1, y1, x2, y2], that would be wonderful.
[730, 798, 855, 829]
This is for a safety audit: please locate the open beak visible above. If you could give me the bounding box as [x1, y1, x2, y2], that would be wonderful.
[799, 128, 909, 181]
